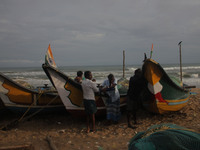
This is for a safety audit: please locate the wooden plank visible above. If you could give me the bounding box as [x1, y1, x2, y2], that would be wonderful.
[0, 144, 34, 150]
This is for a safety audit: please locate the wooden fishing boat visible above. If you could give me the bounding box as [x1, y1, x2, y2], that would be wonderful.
[42, 64, 127, 116]
[141, 58, 190, 114]
[0, 72, 64, 114]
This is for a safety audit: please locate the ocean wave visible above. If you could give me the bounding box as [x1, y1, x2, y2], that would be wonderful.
[174, 71, 199, 78]
[1, 64, 200, 88]
[183, 78, 200, 88]
[164, 66, 200, 71]
[126, 67, 137, 72]
[191, 74, 199, 78]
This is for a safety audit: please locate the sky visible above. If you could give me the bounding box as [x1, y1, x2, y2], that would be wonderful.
[0, 0, 200, 68]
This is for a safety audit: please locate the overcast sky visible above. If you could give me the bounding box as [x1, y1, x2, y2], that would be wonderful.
[0, 0, 200, 67]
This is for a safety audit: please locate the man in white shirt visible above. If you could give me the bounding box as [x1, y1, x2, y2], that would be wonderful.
[81, 71, 99, 133]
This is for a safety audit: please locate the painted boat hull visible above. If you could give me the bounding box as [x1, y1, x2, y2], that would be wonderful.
[141, 59, 190, 114]
[0, 72, 64, 113]
[42, 64, 127, 116]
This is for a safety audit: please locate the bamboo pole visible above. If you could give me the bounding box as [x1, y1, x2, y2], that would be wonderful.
[0, 144, 34, 150]
[123, 50, 125, 78]
[178, 41, 183, 83]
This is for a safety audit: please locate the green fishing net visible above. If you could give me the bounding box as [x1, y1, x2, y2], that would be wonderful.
[117, 78, 129, 95]
[129, 124, 200, 150]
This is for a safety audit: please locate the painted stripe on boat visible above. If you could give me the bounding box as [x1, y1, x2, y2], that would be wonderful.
[167, 99, 189, 105]
[164, 97, 189, 103]
[157, 98, 189, 105]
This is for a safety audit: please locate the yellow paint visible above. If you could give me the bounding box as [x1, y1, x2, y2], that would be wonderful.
[2, 78, 63, 106]
[156, 97, 189, 114]
[144, 61, 163, 85]
[37, 95, 62, 105]
[3, 81, 33, 104]
[65, 82, 83, 107]
[143, 97, 189, 114]
[65, 82, 127, 107]
[165, 97, 188, 103]
[157, 101, 188, 114]
[143, 59, 189, 114]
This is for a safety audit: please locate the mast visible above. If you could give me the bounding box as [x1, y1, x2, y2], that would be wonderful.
[178, 41, 183, 83]
[123, 50, 125, 78]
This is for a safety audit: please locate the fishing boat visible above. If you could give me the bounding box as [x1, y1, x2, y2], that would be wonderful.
[42, 64, 127, 116]
[141, 58, 190, 114]
[41, 44, 127, 116]
[0, 72, 64, 114]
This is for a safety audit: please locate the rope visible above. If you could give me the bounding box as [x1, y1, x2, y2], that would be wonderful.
[0, 91, 59, 130]
[141, 125, 198, 139]
[20, 95, 59, 122]
[18, 91, 44, 122]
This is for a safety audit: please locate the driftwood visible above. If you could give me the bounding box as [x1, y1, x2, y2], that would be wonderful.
[184, 85, 196, 89]
[46, 136, 58, 150]
[0, 144, 34, 150]
[0, 119, 19, 131]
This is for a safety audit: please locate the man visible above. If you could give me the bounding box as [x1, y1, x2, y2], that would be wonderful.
[127, 68, 145, 129]
[102, 74, 121, 125]
[81, 71, 99, 133]
[74, 71, 83, 83]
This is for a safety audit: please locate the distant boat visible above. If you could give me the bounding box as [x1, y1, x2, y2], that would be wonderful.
[141, 59, 190, 114]
[42, 64, 127, 116]
[0, 72, 64, 114]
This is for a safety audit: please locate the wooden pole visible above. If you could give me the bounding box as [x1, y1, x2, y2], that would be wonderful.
[123, 50, 125, 78]
[46, 136, 58, 150]
[178, 41, 183, 83]
[0, 144, 34, 150]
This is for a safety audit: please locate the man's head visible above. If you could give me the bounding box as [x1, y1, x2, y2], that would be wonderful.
[84, 71, 92, 80]
[108, 74, 114, 83]
[77, 71, 83, 77]
[135, 68, 142, 76]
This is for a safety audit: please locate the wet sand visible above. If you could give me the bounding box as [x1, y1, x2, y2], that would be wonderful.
[0, 88, 200, 150]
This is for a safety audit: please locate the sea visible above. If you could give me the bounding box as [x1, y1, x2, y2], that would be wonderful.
[0, 63, 200, 88]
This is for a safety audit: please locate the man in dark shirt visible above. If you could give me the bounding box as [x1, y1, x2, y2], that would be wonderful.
[127, 68, 145, 129]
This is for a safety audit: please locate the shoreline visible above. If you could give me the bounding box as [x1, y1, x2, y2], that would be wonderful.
[0, 88, 200, 150]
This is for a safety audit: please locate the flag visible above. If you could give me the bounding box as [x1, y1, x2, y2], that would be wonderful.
[45, 44, 57, 68]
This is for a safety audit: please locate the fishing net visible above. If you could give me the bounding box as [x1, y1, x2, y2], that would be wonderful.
[117, 78, 129, 95]
[128, 123, 200, 150]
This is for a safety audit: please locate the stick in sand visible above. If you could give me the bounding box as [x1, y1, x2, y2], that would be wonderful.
[46, 136, 58, 150]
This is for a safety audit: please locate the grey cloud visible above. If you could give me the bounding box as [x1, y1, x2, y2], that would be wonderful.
[0, 0, 200, 67]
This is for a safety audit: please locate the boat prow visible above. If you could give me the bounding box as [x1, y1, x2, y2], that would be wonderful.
[141, 59, 190, 114]
[0, 72, 64, 114]
[42, 63, 127, 116]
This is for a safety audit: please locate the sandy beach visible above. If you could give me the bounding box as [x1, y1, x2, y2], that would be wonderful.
[0, 88, 200, 150]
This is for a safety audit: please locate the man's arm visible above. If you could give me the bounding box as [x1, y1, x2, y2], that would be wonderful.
[91, 82, 99, 92]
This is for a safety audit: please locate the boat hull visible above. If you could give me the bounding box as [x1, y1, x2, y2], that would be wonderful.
[0, 72, 64, 113]
[42, 64, 127, 116]
[141, 59, 190, 114]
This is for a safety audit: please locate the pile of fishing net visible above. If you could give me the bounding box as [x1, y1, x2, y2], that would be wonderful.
[117, 78, 129, 95]
[128, 123, 200, 150]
